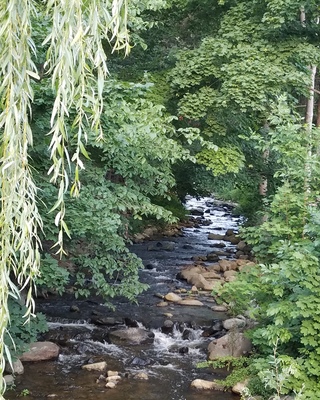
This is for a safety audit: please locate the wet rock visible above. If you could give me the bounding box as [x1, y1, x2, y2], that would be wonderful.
[224, 270, 237, 279]
[162, 319, 174, 333]
[147, 241, 175, 252]
[211, 305, 228, 312]
[134, 372, 149, 380]
[105, 382, 116, 389]
[232, 379, 249, 394]
[191, 255, 207, 261]
[107, 370, 119, 377]
[4, 375, 14, 386]
[219, 259, 238, 271]
[208, 233, 226, 241]
[106, 375, 121, 382]
[179, 346, 189, 354]
[227, 235, 241, 245]
[201, 271, 221, 280]
[156, 301, 169, 307]
[190, 379, 224, 390]
[145, 263, 156, 270]
[82, 361, 107, 372]
[154, 293, 165, 299]
[178, 265, 206, 281]
[206, 253, 219, 262]
[164, 292, 182, 302]
[70, 305, 80, 312]
[178, 299, 204, 306]
[20, 341, 60, 362]
[129, 357, 152, 367]
[202, 320, 223, 337]
[5, 359, 24, 375]
[91, 316, 122, 326]
[225, 229, 236, 236]
[109, 328, 155, 345]
[182, 329, 193, 340]
[222, 318, 246, 331]
[189, 208, 204, 216]
[124, 317, 139, 327]
[212, 242, 226, 247]
[208, 332, 252, 360]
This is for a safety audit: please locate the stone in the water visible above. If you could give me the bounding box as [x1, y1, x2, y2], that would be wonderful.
[178, 299, 204, 306]
[208, 233, 226, 240]
[20, 341, 60, 362]
[109, 328, 155, 345]
[211, 305, 228, 312]
[5, 359, 24, 375]
[129, 357, 152, 367]
[82, 361, 107, 372]
[107, 370, 119, 377]
[190, 379, 224, 390]
[134, 372, 149, 380]
[105, 382, 116, 389]
[164, 292, 182, 302]
[106, 375, 121, 382]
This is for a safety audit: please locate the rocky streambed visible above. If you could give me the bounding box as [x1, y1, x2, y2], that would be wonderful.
[6, 197, 253, 400]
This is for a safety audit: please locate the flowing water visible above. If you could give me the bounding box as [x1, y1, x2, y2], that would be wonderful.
[7, 197, 242, 400]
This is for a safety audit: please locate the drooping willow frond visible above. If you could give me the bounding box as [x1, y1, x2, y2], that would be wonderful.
[44, 0, 130, 253]
[0, 0, 130, 396]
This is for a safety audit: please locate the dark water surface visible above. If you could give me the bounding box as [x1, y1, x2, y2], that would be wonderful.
[7, 197, 242, 400]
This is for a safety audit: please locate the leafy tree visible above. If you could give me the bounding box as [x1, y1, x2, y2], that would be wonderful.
[0, 0, 178, 396]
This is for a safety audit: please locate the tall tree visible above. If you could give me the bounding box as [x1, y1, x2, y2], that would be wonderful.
[0, 0, 133, 396]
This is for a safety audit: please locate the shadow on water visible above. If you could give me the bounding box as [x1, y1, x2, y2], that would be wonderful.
[7, 197, 242, 400]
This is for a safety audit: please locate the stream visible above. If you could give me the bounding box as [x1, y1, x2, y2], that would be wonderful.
[7, 197, 243, 400]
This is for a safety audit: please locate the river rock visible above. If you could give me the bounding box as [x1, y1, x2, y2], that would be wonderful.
[224, 270, 237, 278]
[208, 332, 252, 360]
[211, 305, 228, 312]
[147, 241, 175, 252]
[109, 328, 155, 345]
[227, 235, 241, 245]
[178, 299, 204, 306]
[201, 271, 221, 279]
[164, 292, 182, 302]
[208, 233, 226, 240]
[107, 370, 119, 377]
[219, 259, 238, 271]
[82, 361, 107, 372]
[20, 341, 60, 362]
[157, 301, 169, 307]
[134, 372, 149, 380]
[106, 382, 116, 389]
[5, 359, 24, 375]
[190, 379, 224, 390]
[232, 379, 249, 394]
[206, 253, 219, 262]
[4, 375, 14, 386]
[106, 375, 121, 382]
[178, 265, 206, 281]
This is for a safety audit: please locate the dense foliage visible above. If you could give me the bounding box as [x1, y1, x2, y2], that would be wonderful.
[2, 0, 320, 399]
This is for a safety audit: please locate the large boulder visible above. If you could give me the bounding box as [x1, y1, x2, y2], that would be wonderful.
[109, 328, 154, 345]
[208, 332, 252, 360]
[20, 342, 60, 362]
